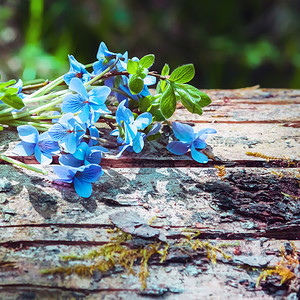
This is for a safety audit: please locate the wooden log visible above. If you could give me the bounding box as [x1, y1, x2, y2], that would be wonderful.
[0, 88, 299, 299]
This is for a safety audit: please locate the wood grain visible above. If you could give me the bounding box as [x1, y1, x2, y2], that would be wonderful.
[0, 88, 299, 299]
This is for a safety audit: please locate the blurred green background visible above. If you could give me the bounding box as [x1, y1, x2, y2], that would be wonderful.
[1, 0, 300, 88]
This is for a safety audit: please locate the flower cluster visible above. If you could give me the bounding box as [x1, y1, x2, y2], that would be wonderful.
[1, 42, 216, 198]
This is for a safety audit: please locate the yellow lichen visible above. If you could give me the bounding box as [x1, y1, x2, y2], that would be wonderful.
[215, 165, 226, 180]
[42, 228, 166, 290]
[246, 151, 282, 162]
[257, 242, 299, 286]
[177, 230, 232, 264]
[246, 152, 296, 166]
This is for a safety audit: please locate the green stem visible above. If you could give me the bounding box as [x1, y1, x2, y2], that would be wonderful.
[30, 114, 63, 120]
[3, 120, 51, 131]
[164, 120, 172, 127]
[23, 90, 68, 104]
[25, 75, 65, 99]
[110, 87, 136, 102]
[85, 57, 120, 87]
[101, 114, 116, 120]
[0, 154, 48, 175]
[28, 92, 70, 114]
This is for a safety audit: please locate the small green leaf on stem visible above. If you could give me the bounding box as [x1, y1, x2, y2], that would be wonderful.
[139, 54, 155, 69]
[176, 83, 212, 107]
[160, 84, 176, 119]
[129, 74, 144, 94]
[169, 64, 195, 84]
[175, 86, 203, 115]
[127, 59, 139, 74]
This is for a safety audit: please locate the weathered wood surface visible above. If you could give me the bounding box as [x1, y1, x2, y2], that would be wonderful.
[0, 88, 299, 299]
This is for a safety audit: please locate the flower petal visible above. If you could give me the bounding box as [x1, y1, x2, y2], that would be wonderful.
[17, 125, 39, 143]
[195, 128, 217, 140]
[38, 132, 60, 153]
[172, 122, 194, 143]
[69, 78, 88, 99]
[59, 154, 82, 167]
[88, 125, 99, 146]
[78, 104, 90, 123]
[65, 132, 77, 154]
[76, 164, 103, 182]
[193, 139, 206, 149]
[73, 142, 89, 160]
[88, 86, 111, 105]
[86, 148, 104, 165]
[116, 100, 134, 125]
[48, 123, 67, 141]
[68, 55, 83, 73]
[144, 75, 156, 86]
[110, 129, 119, 136]
[74, 177, 92, 198]
[116, 144, 131, 158]
[52, 165, 78, 183]
[34, 146, 52, 165]
[134, 112, 152, 130]
[147, 123, 161, 137]
[63, 72, 77, 85]
[167, 141, 190, 155]
[62, 94, 85, 114]
[13, 141, 35, 156]
[93, 59, 107, 75]
[190, 144, 208, 163]
[132, 133, 144, 153]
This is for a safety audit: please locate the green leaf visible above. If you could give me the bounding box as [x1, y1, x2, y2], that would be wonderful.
[169, 64, 195, 84]
[195, 91, 212, 107]
[139, 96, 152, 112]
[0, 93, 25, 110]
[129, 74, 144, 94]
[175, 86, 203, 115]
[160, 84, 176, 119]
[138, 68, 148, 79]
[139, 54, 155, 69]
[161, 64, 170, 77]
[0, 79, 16, 89]
[149, 106, 165, 122]
[176, 84, 211, 107]
[159, 64, 170, 93]
[127, 59, 139, 74]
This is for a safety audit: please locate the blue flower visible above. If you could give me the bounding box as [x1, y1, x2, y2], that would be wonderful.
[111, 100, 152, 157]
[93, 42, 128, 75]
[62, 78, 111, 123]
[13, 125, 60, 165]
[52, 164, 103, 198]
[14, 79, 25, 99]
[59, 142, 108, 167]
[64, 55, 91, 85]
[167, 122, 217, 163]
[48, 112, 86, 154]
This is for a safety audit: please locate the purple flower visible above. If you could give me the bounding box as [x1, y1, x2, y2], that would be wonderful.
[59, 142, 108, 167]
[13, 125, 60, 165]
[62, 78, 111, 123]
[167, 122, 217, 163]
[52, 164, 103, 198]
[64, 55, 91, 85]
[48, 112, 86, 154]
[111, 100, 152, 157]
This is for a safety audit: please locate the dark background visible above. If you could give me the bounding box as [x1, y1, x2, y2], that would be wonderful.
[1, 0, 300, 88]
